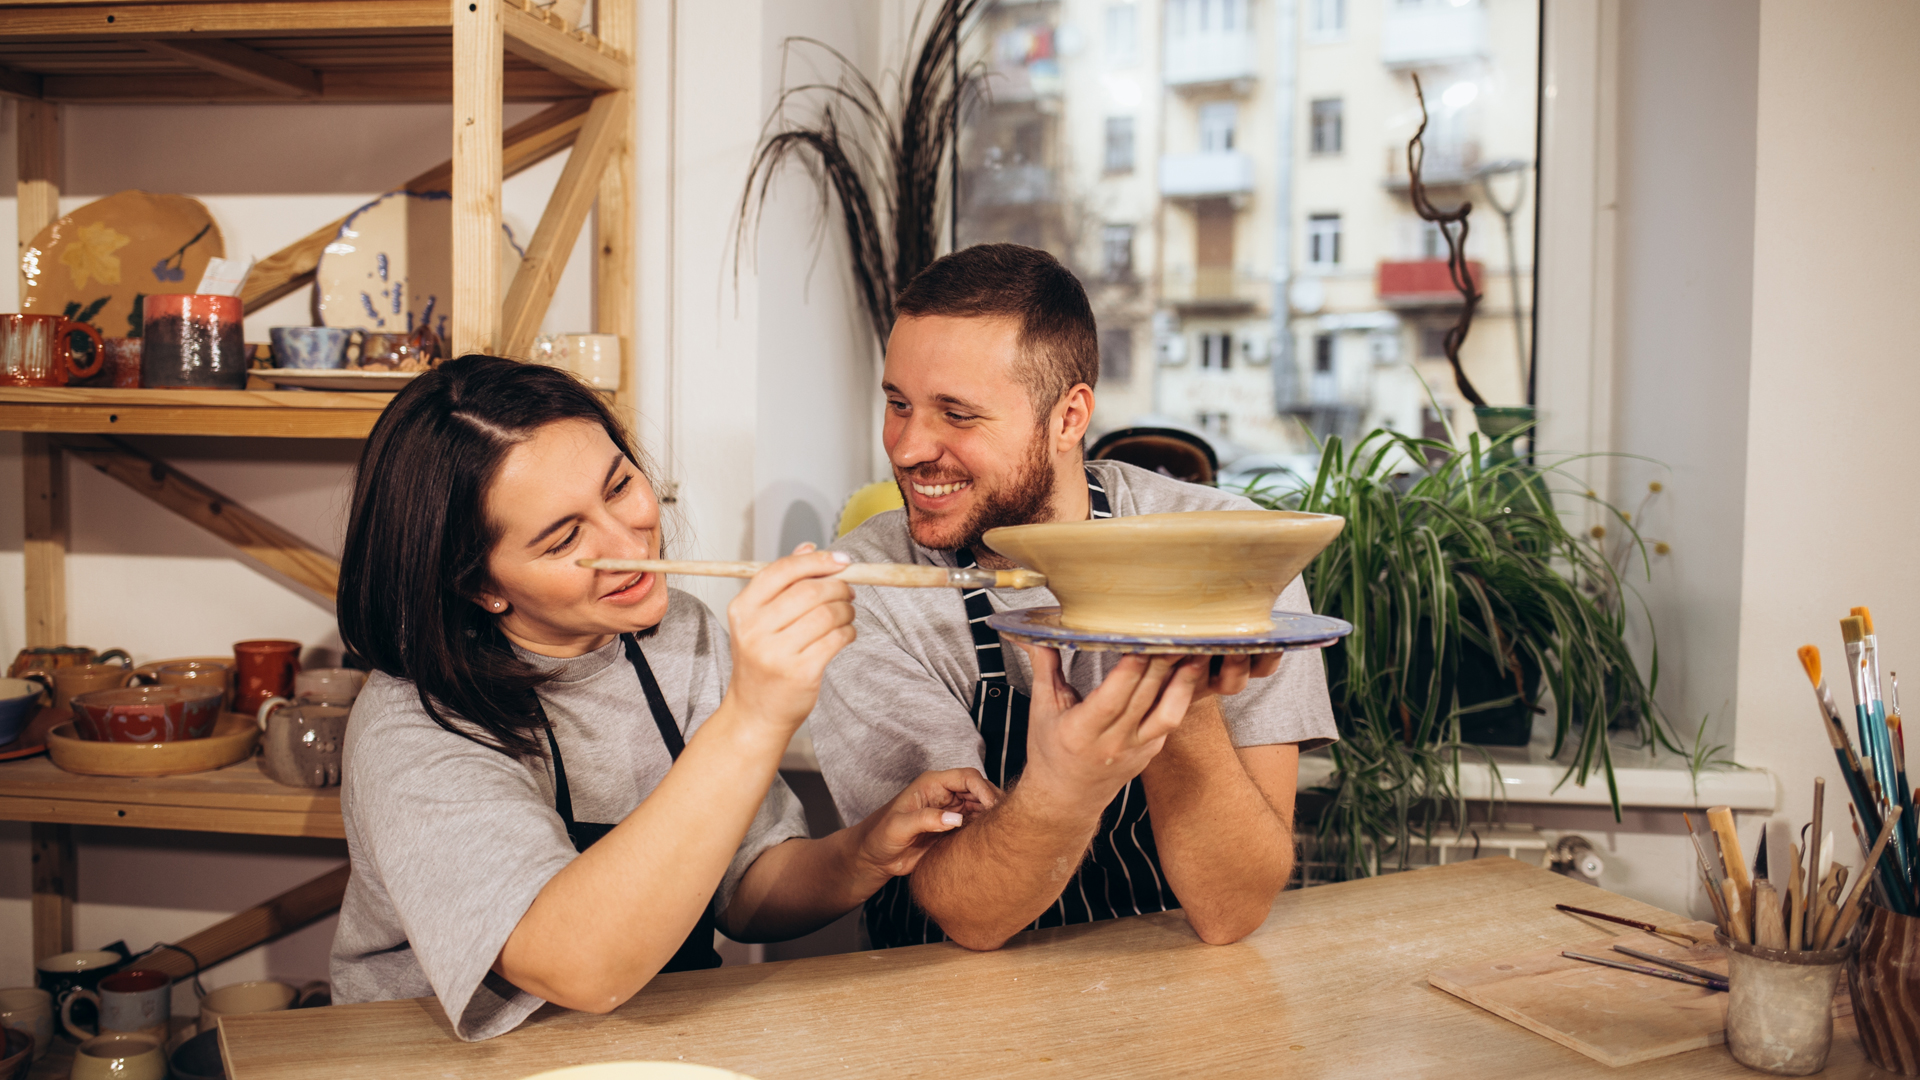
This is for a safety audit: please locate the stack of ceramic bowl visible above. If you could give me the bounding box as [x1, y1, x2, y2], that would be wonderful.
[48, 658, 259, 778]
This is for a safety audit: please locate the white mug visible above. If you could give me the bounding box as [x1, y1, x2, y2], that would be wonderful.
[0, 987, 52, 1062]
[533, 333, 622, 390]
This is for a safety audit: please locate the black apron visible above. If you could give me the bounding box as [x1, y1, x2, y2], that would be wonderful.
[864, 469, 1179, 948]
[538, 633, 722, 972]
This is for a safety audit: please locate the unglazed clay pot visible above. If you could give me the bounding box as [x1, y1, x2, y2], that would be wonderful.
[983, 509, 1346, 635]
[69, 684, 222, 743]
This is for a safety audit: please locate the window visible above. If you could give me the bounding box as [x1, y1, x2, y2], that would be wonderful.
[1419, 221, 1444, 259]
[1199, 332, 1233, 370]
[1310, 98, 1344, 155]
[1199, 101, 1237, 153]
[1100, 327, 1134, 383]
[1309, 0, 1347, 39]
[1105, 4, 1137, 67]
[1104, 116, 1136, 173]
[1420, 325, 1449, 358]
[1308, 213, 1342, 268]
[1196, 410, 1231, 438]
[1102, 224, 1135, 279]
[1313, 333, 1335, 373]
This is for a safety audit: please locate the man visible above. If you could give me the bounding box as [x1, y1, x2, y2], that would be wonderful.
[812, 244, 1337, 951]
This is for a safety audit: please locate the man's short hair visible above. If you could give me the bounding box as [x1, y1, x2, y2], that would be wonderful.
[894, 243, 1099, 417]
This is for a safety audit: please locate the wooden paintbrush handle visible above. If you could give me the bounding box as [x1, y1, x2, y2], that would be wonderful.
[1753, 881, 1786, 950]
[577, 558, 976, 588]
[1708, 805, 1753, 901]
[1825, 804, 1901, 948]
[1723, 878, 1751, 944]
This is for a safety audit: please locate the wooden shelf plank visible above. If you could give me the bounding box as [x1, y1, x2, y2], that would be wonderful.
[0, 756, 343, 839]
[0, 388, 392, 438]
[39, 67, 586, 104]
[0, 1, 449, 37]
[501, 0, 624, 91]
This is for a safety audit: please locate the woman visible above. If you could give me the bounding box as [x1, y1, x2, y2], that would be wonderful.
[329, 356, 994, 1040]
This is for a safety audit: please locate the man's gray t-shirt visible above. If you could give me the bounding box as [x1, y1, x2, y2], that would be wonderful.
[330, 589, 808, 1041]
[812, 458, 1339, 828]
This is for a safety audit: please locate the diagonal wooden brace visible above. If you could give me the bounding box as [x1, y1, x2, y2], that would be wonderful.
[135, 864, 350, 981]
[500, 89, 628, 358]
[57, 436, 341, 600]
[242, 97, 594, 314]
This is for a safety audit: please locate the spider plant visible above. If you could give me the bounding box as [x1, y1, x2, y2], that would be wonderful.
[1243, 427, 1680, 879]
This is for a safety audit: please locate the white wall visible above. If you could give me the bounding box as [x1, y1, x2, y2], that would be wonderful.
[0, 0, 884, 997]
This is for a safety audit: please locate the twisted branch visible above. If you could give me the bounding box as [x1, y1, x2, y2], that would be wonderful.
[1407, 73, 1487, 409]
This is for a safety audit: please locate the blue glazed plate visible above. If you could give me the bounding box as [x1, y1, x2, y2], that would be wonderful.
[986, 607, 1353, 655]
[316, 190, 525, 339]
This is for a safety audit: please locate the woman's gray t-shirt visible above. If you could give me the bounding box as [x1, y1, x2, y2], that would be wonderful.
[329, 589, 808, 1041]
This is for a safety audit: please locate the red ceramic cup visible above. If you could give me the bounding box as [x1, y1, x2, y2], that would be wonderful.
[233, 640, 301, 716]
[142, 294, 246, 389]
[69, 685, 222, 743]
[0, 313, 105, 386]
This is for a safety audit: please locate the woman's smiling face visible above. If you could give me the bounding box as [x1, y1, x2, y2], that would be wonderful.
[478, 418, 667, 656]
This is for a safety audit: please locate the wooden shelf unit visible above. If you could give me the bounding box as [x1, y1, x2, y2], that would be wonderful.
[1, 0, 638, 965]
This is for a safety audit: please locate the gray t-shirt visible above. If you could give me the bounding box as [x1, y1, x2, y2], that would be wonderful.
[812, 458, 1339, 827]
[330, 589, 808, 1041]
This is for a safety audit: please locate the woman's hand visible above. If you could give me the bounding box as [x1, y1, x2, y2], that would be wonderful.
[851, 768, 1001, 883]
[723, 543, 857, 734]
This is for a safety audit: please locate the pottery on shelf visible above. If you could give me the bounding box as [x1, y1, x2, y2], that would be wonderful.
[983, 509, 1347, 636]
[0, 679, 46, 746]
[142, 294, 247, 389]
[68, 684, 222, 743]
[315, 189, 523, 344]
[268, 327, 357, 370]
[20, 190, 224, 342]
[47, 713, 260, 777]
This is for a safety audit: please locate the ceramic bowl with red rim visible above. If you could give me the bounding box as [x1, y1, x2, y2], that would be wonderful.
[68, 685, 223, 743]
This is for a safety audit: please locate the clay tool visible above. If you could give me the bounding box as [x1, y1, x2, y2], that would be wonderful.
[1611, 944, 1727, 984]
[1822, 804, 1902, 947]
[1805, 778, 1824, 950]
[1561, 951, 1728, 992]
[1753, 828, 1770, 883]
[1788, 843, 1805, 950]
[1752, 881, 1786, 950]
[1553, 903, 1712, 944]
[1707, 805, 1752, 905]
[1722, 878, 1751, 944]
[1684, 814, 1732, 933]
[578, 558, 1047, 590]
[1812, 866, 1846, 947]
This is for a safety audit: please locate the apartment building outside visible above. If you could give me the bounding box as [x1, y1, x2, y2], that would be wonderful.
[958, 0, 1538, 469]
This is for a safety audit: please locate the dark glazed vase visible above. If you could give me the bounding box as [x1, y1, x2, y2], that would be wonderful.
[142, 294, 247, 389]
[1848, 901, 1920, 1075]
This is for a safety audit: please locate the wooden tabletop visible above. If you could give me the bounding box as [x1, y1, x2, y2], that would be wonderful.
[216, 859, 1881, 1079]
[0, 753, 342, 838]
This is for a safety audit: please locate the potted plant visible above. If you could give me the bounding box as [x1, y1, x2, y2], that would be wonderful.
[1241, 427, 1678, 880]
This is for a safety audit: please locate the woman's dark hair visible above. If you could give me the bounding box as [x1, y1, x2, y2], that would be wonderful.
[338, 354, 648, 758]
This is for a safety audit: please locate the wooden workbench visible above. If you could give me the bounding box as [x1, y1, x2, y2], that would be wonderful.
[217, 859, 1877, 1079]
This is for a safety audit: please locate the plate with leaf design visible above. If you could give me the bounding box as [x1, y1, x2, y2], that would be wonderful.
[21, 190, 224, 349]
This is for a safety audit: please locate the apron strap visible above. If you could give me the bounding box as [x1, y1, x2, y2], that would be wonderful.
[622, 634, 686, 758]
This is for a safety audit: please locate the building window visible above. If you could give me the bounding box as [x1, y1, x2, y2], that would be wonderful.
[1313, 333, 1335, 373]
[1104, 116, 1136, 173]
[1199, 332, 1233, 370]
[1105, 3, 1137, 66]
[1309, 0, 1347, 39]
[1310, 98, 1343, 155]
[1199, 101, 1237, 153]
[1307, 213, 1342, 268]
[1100, 327, 1134, 383]
[1420, 325, 1449, 358]
[1101, 224, 1135, 279]
[1419, 221, 1445, 259]
[1196, 411, 1231, 438]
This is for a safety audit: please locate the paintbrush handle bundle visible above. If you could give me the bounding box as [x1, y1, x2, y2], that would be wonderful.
[576, 557, 1046, 591]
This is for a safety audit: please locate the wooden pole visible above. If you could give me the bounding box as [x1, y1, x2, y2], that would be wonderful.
[595, 0, 637, 416]
[30, 823, 76, 962]
[135, 864, 350, 981]
[499, 90, 626, 357]
[451, 0, 506, 356]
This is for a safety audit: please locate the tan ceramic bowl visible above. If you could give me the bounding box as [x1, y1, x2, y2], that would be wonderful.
[983, 509, 1346, 635]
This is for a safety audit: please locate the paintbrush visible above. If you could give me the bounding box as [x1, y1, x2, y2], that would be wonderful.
[1805, 779, 1824, 950]
[1683, 813, 1732, 933]
[1800, 645, 1886, 826]
[1843, 616, 1901, 832]
[1553, 903, 1712, 944]
[1562, 951, 1728, 992]
[1892, 672, 1917, 886]
[577, 557, 1047, 590]
[1612, 944, 1727, 984]
[1822, 804, 1903, 947]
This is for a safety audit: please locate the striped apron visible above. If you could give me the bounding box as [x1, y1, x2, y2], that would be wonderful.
[863, 469, 1180, 949]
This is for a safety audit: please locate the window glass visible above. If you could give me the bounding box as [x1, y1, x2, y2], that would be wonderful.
[957, 0, 1539, 468]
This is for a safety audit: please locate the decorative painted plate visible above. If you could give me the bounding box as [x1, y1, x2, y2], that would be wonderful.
[316, 189, 524, 341]
[21, 190, 224, 340]
[985, 607, 1353, 655]
[253, 369, 421, 392]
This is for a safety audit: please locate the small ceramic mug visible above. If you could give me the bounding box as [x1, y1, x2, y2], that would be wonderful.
[233, 640, 301, 716]
[197, 979, 325, 1035]
[0, 679, 45, 747]
[534, 332, 622, 390]
[34, 948, 127, 1034]
[101, 337, 143, 388]
[70, 1031, 166, 1080]
[61, 968, 169, 1045]
[0, 987, 53, 1062]
[25, 660, 138, 712]
[69, 684, 223, 743]
[0, 313, 105, 387]
[257, 702, 350, 787]
[142, 294, 247, 389]
[269, 326, 359, 370]
[132, 660, 233, 712]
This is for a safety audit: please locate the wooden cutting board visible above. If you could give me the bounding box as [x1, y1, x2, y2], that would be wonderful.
[1429, 921, 1731, 1067]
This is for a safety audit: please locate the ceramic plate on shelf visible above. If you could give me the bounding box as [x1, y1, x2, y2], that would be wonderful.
[47, 712, 260, 778]
[21, 190, 225, 341]
[986, 607, 1352, 655]
[316, 189, 524, 341]
[253, 369, 420, 392]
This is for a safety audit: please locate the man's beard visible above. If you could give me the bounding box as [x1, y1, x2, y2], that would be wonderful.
[898, 428, 1057, 553]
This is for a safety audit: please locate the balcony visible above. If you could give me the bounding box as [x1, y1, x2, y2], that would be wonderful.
[1163, 265, 1268, 311]
[1158, 151, 1255, 198]
[964, 164, 1056, 209]
[1381, 3, 1491, 68]
[1383, 139, 1483, 189]
[1377, 259, 1484, 307]
[1164, 28, 1257, 88]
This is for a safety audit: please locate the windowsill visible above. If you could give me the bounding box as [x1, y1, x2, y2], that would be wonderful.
[1297, 727, 1776, 811]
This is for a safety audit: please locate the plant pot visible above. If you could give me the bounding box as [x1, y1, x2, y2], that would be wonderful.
[1455, 637, 1541, 746]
